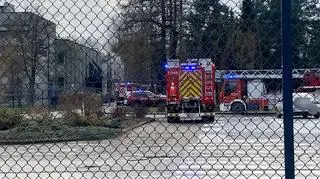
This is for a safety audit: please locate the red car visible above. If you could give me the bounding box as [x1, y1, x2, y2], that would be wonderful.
[126, 91, 166, 107]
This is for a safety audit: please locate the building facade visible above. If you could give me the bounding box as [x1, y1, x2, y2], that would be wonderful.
[0, 2, 56, 107]
[0, 2, 116, 107]
[52, 39, 112, 104]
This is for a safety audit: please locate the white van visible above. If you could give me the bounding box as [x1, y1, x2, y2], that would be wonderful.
[276, 86, 320, 119]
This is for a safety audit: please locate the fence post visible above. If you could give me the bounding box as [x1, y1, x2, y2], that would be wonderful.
[282, 0, 294, 178]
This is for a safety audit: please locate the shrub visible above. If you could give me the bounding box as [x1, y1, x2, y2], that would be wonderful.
[63, 111, 85, 126]
[0, 108, 23, 129]
[14, 112, 58, 132]
[133, 105, 148, 118]
[110, 107, 126, 118]
[83, 93, 103, 117]
[27, 106, 50, 116]
[104, 118, 121, 128]
[63, 111, 105, 127]
[96, 109, 105, 118]
[59, 92, 103, 118]
[59, 92, 83, 112]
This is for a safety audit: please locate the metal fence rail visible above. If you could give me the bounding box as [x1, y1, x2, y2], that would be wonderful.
[0, 0, 319, 178]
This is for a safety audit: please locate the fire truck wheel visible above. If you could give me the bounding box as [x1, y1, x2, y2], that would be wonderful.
[167, 116, 180, 123]
[277, 113, 283, 118]
[302, 113, 308, 119]
[157, 102, 166, 112]
[231, 102, 245, 114]
[314, 113, 320, 119]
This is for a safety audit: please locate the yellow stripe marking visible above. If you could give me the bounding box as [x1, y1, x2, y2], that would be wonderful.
[179, 71, 202, 98]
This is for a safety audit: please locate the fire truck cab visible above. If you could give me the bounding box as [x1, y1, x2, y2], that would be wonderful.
[165, 58, 215, 123]
[219, 77, 269, 113]
[303, 71, 320, 86]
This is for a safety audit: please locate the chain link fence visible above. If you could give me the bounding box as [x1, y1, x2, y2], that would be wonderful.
[0, 0, 319, 178]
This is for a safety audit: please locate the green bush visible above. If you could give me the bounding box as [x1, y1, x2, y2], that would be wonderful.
[63, 111, 106, 127]
[0, 108, 23, 129]
[104, 118, 121, 128]
[16, 112, 62, 132]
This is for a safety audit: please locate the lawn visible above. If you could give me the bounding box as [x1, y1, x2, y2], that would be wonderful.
[0, 107, 152, 144]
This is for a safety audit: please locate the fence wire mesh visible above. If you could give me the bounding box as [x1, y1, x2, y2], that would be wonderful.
[0, 0, 319, 178]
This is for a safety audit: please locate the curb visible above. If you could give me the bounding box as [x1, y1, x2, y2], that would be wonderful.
[0, 137, 92, 145]
[142, 111, 277, 115]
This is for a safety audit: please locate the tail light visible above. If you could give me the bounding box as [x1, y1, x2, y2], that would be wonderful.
[169, 82, 177, 97]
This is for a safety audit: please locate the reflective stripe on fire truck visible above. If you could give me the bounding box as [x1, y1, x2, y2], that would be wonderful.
[168, 113, 178, 117]
[200, 113, 215, 116]
[179, 71, 202, 98]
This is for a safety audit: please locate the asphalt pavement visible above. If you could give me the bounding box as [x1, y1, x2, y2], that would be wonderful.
[0, 114, 320, 178]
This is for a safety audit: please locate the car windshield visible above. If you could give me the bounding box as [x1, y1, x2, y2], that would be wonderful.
[134, 92, 148, 97]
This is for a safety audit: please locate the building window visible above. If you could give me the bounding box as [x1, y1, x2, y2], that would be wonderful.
[57, 77, 65, 88]
[57, 52, 65, 64]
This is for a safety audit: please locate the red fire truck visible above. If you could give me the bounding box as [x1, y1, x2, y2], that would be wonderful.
[165, 58, 269, 123]
[218, 78, 269, 113]
[165, 59, 216, 123]
[302, 71, 320, 86]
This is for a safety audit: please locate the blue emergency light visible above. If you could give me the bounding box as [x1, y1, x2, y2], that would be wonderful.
[182, 65, 197, 71]
[224, 74, 238, 79]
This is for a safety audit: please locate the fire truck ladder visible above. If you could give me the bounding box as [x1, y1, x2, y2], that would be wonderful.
[216, 68, 320, 80]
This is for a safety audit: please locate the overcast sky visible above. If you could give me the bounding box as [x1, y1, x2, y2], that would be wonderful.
[6, 0, 118, 51]
[5, 0, 241, 53]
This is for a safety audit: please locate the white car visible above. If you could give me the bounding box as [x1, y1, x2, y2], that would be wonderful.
[276, 92, 320, 119]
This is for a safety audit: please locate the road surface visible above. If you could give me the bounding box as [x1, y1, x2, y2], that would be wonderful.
[0, 114, 320, 178]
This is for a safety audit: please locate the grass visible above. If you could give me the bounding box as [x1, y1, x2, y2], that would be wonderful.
[0, 100, 154, 143]
[0, 113, 151, 143]
[2, 125, 121, 142]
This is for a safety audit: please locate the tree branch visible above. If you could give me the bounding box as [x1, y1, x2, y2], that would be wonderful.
[127, 17, 171, 28]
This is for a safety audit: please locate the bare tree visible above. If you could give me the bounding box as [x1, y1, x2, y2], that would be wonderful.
[112, 0, 186, 92]
[0, 45, 23, 107]
[1, 12, 56, 106]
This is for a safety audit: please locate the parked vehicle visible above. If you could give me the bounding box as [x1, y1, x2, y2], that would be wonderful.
[218, 78, 269, 113]
[165, 58, 270, 123]
[164, 58, 320, 122]
[126, 90, 166, 108]
[113, 82, 139, 105]
[165, 59, 216, 122]
[276, 86, 320, 119]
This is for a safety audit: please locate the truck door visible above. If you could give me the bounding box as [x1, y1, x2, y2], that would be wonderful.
[220, 79, 241, 104]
